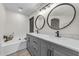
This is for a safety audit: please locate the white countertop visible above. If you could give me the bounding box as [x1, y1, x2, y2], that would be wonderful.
[27, 33, 79, 52]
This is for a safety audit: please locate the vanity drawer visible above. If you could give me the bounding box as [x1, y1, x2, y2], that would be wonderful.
[31, 43, 41, 56]
[33, 37, 40, 46]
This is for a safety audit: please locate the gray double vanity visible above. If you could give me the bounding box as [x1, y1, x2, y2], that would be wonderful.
[27, 3, 78, 56]
[27, 33, 79, 56]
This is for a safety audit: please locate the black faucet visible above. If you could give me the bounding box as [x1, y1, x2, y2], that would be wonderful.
[56, 31, 60, 37]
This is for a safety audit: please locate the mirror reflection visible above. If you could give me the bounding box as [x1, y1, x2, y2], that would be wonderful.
[51, 18, 59, 30]
[35, 15, 45, 30]
[47, 3, 76, 30]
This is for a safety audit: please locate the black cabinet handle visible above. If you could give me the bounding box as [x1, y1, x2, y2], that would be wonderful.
[33, 40, 37, 44]
[47, 48, 54, 56]
[33, 46, 38, 52]
[47, 49, 51, 56]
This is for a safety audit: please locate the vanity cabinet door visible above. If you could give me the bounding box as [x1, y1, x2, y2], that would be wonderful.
[41, 45, 48, 56]
[40, 39, 48, 56]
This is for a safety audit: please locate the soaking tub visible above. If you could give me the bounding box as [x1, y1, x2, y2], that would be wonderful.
[0, 36, 27, 56]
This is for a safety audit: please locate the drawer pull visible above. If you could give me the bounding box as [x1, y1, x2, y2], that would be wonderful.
[33, 40, 37, 44]
[33, 46, 38, 52]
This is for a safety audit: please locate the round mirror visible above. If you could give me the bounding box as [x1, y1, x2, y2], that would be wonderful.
[35, 15, 45, 30]
[47, 3, 76, 30]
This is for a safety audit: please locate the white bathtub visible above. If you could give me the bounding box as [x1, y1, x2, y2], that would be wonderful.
[0, 36, 27, 56]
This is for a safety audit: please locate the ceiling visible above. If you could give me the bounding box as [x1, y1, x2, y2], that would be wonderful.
[3, 3, 48, 16]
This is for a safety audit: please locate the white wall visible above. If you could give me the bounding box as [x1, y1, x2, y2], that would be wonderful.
[30, 3, 79, 39]
[0, 4, 29, 42]
[0, 4, 6, 42]
[5, 10, 29, 37]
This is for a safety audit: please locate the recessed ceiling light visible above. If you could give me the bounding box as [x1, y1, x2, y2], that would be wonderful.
[18, 7, 23, 12]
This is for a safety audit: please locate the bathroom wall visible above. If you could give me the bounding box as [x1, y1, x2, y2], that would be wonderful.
[0, 4, 6, 42]
[5, 10, 29, 37]
[30, 3, 79, 39]
[0, 4, 29, 42]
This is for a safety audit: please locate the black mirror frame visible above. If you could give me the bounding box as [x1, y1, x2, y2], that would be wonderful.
[35, 15, 45, 30]
[47, 3, 76, 30]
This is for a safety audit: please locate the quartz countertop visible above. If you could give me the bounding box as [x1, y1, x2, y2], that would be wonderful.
[27, 33, 79, 52]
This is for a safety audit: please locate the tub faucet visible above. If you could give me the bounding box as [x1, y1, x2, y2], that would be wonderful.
[56, 31, 60, 37]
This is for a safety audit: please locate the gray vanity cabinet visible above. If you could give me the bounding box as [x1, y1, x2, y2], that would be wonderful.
[27, 34, 79, 56]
